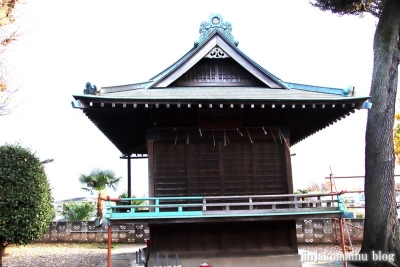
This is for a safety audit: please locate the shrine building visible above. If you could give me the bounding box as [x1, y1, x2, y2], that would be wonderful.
[72, 14, 370, 267]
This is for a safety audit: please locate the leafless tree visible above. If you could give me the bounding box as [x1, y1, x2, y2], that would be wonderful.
[0, 0, 21, 116]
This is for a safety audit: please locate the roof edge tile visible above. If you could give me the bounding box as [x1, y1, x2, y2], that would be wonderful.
[282, 82, 355, 96]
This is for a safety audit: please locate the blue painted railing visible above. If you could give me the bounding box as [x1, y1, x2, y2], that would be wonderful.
[104, 193, 346, 221]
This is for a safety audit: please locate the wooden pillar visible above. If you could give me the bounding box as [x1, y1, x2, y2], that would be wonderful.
[148, 140, 155, 198]
[339, 218, 348, 267]
[283, 137, 294, 194]
[278, 125, 293, 194]
[107, 222, 112, 267]
[127, 155, 132, 198]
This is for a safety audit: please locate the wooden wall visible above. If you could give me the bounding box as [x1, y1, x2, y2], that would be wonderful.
[152, 140, 289, 197]
[149, 220, 297, 258]
[147, 128, 295, 258]
[171, 58, 264, 86]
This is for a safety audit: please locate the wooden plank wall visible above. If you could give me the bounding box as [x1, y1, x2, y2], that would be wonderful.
[171, 58, 264, 86]
[153, 141, 288, 197]
[149, 220, 297, 257]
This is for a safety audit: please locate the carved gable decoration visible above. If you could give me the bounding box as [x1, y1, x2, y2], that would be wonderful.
[171, 58, 264, 87]
[204, 46, 229, 59]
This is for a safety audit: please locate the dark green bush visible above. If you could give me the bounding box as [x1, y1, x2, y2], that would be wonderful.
[0, 144, 54, 245]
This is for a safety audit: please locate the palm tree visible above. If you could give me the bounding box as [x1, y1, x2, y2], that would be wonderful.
[61, 202, 95, 221]
[79, 169, 121, 218]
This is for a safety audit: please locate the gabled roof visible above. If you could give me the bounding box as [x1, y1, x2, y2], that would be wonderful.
[147, 30, 286, 89]
[99, 14, 290, 94]
[96, 14, 356, 99]
[72, 14, 370, 155]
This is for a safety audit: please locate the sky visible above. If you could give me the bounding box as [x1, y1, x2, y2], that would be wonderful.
[0, 0, 382, 201]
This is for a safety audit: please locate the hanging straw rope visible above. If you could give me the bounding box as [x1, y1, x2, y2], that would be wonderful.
[278, 130, 290, 151]
[224, 130, 230, 145]
[270, 129, 277, 142]
[213, 130, 215, 146]
[224, 129, 226, 146]
[246, 128, 254, 143]
[168, 127, 282, 146]
[262, 126, 268, 135]
[174, 128, 177, 145]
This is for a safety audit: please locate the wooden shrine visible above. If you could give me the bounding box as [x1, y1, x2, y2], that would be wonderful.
[72, 14, 370, 267]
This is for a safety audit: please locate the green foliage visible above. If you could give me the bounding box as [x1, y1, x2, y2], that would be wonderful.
[79, 169, 121, 194]
[356, 211, 366, 218]
[118, 192, 147, 207]
[310, 0, 383, 17]
[79, 168, 121, 218]
[61, 202, 95, 221]
[0, 143, 54, 245]
[295, 189, 309, 194]
[347, 208, 366, 218]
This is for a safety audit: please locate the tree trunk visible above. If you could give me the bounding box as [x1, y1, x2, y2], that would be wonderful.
[0, 239, 5, 267]
[361, 0, 400, 266]
[97, 193, 103, 219]
[0, 235, 7, 267]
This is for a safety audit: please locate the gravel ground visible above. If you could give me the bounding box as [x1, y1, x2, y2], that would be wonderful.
[2, 243, 361, 267]
[299, 243, 361, 256]
[2, 243, 107, 267]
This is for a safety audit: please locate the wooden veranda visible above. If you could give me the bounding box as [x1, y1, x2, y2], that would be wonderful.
[103, 192, 346, 223]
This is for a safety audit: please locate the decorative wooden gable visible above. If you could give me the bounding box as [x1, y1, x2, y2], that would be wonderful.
[170, 57, 264, 87]
[151, 14, 285, 89]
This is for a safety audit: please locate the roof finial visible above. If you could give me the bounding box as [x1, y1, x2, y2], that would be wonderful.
[195, 14, 239, 47]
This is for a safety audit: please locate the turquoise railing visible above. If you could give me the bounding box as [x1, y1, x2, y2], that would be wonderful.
[104, 196, 203, 219]
[103, 192, 346, 221]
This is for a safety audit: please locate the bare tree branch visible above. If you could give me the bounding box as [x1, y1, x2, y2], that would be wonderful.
[0, 0, 21, 115]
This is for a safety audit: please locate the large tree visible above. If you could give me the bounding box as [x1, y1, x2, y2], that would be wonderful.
[0, 144, 54, 267]
[311, 0, 400, 266]
[79, 169, 121, 219]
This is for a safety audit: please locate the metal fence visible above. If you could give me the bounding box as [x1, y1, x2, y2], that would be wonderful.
[38, 218, 364, 244]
